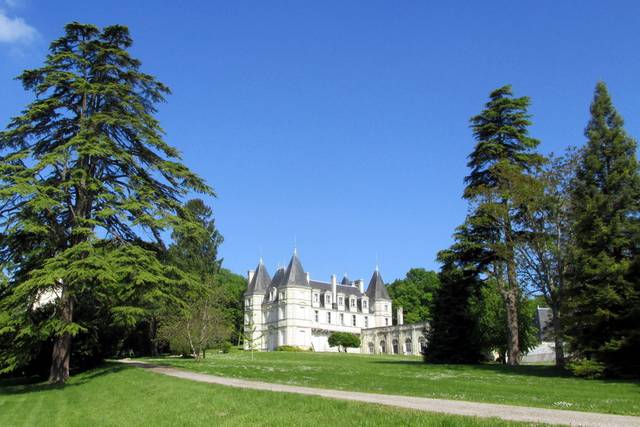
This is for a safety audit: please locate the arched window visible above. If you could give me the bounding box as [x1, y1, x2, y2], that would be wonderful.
[379, 340, 386, 354]
[405, 338, 412, 354]
[368, 342, 374, 354]
[392, 339, 399, 354]
[419, 337, 427, 354]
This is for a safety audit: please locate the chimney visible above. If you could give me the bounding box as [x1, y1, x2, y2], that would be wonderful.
[331, 274, 337, 305]
[397, 307, 404, 326]
[306, 272, 310, 283]
[247, 270, 255, 287]
[357, 279, 364, 293]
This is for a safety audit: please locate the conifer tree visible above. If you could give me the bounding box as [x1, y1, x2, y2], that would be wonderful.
[464, 85, 544, 365]
[0, 23, 211, 383]
[566, 82, 640, 376]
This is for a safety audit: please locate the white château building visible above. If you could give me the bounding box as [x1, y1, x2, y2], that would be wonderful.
[244, 251, 428, 354]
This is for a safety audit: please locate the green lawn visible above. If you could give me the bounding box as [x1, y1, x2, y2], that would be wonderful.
[0, 364, 534, 427]
[143, 352, 640, 415]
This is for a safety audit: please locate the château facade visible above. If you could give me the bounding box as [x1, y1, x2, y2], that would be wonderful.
[244, 251, 427, 354]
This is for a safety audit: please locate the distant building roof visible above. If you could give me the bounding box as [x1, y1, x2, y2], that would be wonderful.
[535, 307, 553, 341]
[281, 252, 309, 286]
[247, 260, 271, 294]
[365, 270, 390, 300]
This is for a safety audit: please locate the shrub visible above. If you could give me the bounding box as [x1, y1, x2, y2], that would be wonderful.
[328, 332, 361, 352]
[275, 345, 306, 352]
[221, 342, 232, 354]
[567, 359, 606, 379]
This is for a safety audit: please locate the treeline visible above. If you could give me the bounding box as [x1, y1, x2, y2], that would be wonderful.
[425, 84, 640, 378]
[0, 23, 245, 385]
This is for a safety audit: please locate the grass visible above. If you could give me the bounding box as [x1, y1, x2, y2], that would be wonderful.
[143, 351, 640, 416]
[0, 364, 536, 427]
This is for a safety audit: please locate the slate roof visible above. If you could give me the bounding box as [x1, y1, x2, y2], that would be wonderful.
[271, 267, 285, 287]
[365, 270, 391, 300]
[281, 252, 309, 286]
[310, 280, 362, 296]
[246, 260, 271, 294]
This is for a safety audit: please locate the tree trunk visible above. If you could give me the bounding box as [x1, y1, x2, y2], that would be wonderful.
[504, 287, 520, 365]
[49, 287, 73, 384]
[551, 306, 565, 368]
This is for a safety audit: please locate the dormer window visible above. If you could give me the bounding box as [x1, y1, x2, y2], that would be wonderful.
[279, 292, 284, 301]
[313, 293, 319, 303]
[325, 294, 331, 306]
[363, 300, 368, 309]
[350, 298, 356, 308]
[338, 296, 343, 306]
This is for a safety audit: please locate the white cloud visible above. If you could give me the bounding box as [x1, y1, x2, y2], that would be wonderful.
[0, 9, 37, 44]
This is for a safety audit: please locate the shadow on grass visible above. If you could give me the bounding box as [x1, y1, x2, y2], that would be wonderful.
[0, 363, 133, 396]
[371, 359, 574, 378]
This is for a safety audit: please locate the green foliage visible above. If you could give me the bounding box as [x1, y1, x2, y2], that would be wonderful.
[0, 22, 210, 380]
[567, 359, 606, 379]
[461, 85, 544, 364]
[275, 345, 307, 352]
[167, 199, 223, 282]
[213, 268, 247, 345]
[327, 332, 361, 352]
[471, 280, 540, 362]
[566, 82, 640, 377]
[426, 229, 486, 364]
[387, 268, 439, 324]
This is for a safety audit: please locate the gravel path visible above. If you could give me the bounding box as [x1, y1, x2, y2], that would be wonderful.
[119, 359, 640, 426]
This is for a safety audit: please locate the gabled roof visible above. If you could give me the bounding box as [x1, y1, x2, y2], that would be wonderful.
[281, 252, 309, 286]
[341, 275, 351, 286]
[365, 269, 390, 300]
[246, 260, 271, 294]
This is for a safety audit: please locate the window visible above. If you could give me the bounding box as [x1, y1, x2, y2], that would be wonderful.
[340, 313, 344, 325]
[279, 292, 284, 301]
[385, 317, 389, 326]
[325, 294, 331, 305]
[350, 298, 356, 307]
[314, 310, 319, 322]
[363, 300, 368, 309]
[327, 312, 331, 323]
[352, 315, 356, 326]
[384, 304, 388, 312]
[313, 293, 319, 303]
[245, 299, 250, 307]
[338, 296, 343, 305]
[364, 316, 368, 327]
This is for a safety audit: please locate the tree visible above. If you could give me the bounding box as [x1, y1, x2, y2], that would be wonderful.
[566, 82, 640, 377]
[242, 311, 263, 360]
[157, 287, 230, 359]
[328, 332, 361, 352]
[515, 151, 579, 367]
[464, 85, 544, 365]
[387, 268, 439, 324]
[213, 269, 247, 345]
[167, 199, 223, 282]
[0, 23, 210, 383]
[425, 223, 487, 364]
[472, 279, 539, 363]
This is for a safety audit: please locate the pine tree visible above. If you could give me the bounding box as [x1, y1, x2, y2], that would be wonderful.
[464, 85, 544, 365]
[566, 82, 640, 376]
[425, 222, 488, 364]
[0, 23, 211, 383]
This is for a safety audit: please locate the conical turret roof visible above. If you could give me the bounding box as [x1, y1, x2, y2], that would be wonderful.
[341, 274, 351, 286]
[271, 267, 286, 287]
[247, 259, 271, 294]
[365, 269, 390, 300]
[282, 251, 309, 286]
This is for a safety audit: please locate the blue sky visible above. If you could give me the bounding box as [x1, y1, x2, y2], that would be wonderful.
[1, 1, 639, 283]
